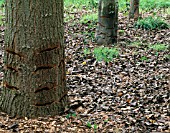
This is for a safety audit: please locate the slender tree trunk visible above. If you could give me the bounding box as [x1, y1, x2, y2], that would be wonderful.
[129, 0, 140, 20]
[0, 0, 68, 117]
[95, 0, 118, 45]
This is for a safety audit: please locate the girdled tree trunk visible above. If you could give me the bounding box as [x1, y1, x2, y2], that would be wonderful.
[95, 0, 118, 45]
[0, 0, 68, 117]
[129, 0, 140, 20]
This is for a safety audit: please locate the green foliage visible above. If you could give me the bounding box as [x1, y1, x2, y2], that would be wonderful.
[140, 0, 170, 10]
[64, 0, 98, 9]
[119, 30, 125, 34]
[157, 1, 170, 8]
[66, 112, 76, 119]
[84, 48, 91, 55]
[166, 8, 170, 15]
[164, 54, 170, 61]
[119, 0, 129, 11]
[86, 122, 98, 130]
[1, 0, 166, 12]
[89, 0, 98, 8]
[149, 44, 168, 51]
[94, 47, 119, 63]
[0, 15, 4, 25]
[82, 31, 95, 43]
[135, 16, 169, 30]
[86, 122, 92, 128]
[140, 56, 149, 61]
[0, 0, 4, 6]
[64, 14, 74, 22]
[94, 124, 98, 130]
[119, 0, 170, 11]
[80, 13, 97, 24]
[64, 0, 169, 12]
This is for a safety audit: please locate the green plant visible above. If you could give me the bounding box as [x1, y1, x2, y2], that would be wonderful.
[89, 0, 98, 8]
[135, 16, 169, 30]
[140, 0, 170, 10]
[64, 14, 74, 22]
[84, 48, 91, 55]
[86, 122, 98, 130]
[118, 30, 125, 35]
[149, 44, 168, 51]
[93, 47, 119, 63]
[0, 0, 5, 26]
[66, 112, 76, 119]
[83, 31, 96, 42]
[64, 0, 169, 11]
[94, 124, 98, 130]
[86, 122, 92, 128]
[0, 15, 4, 25]
[157, 1, 170, 8]
[119, 30, 125, 33]
[164, 54, 170, 60]
[166, 8, 170, 15]
[119, 0, 129, 11]
[64, 0, 98, 9]
[140, 56, 149, 61]
[0, 0, 4, 6]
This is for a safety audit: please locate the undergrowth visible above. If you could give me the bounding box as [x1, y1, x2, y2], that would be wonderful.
[64, 0, 169, 11]
[140, 0, 170, 10]
[135, 16, 169, 30]
[93, 47, 119, 63]
[0, 0, 169, 11]
[149, 44, 169, 51]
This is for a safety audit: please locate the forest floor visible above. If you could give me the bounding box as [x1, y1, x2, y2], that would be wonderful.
[0, 7, 170, 132]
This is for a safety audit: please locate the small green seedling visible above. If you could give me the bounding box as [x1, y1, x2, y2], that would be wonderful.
[86, 122, 92, 128]
[66, 114, 71, 119]
[94, 124, 98, 130]
[140, 56, 149, 61]
[66, 112, 76, 119]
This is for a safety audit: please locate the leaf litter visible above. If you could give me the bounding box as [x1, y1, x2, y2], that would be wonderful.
[0, 6, 169, 133]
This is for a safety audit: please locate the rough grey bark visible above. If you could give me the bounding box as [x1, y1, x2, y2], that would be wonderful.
[129, 0, 140, 20]
[95, 0, 118, 45]
[0, 0, 68, 117]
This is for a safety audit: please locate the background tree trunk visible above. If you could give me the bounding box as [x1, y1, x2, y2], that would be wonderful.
[95, 0, 118, 45]
[0, 0, 68, 117]
[129, 0, 140, 20]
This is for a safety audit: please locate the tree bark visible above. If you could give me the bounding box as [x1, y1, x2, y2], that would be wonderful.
[0, 0, 68, 117]
[95, 0, 118, 45]
[129, 0, 140, 20]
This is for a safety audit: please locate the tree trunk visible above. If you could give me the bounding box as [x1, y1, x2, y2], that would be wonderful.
[95, 0, 118, 45]
[129, 0, 140, 20]
[0, 0, 68, 117]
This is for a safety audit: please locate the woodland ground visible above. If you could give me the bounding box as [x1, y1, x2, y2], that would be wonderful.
[0, 2, 170, 133]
